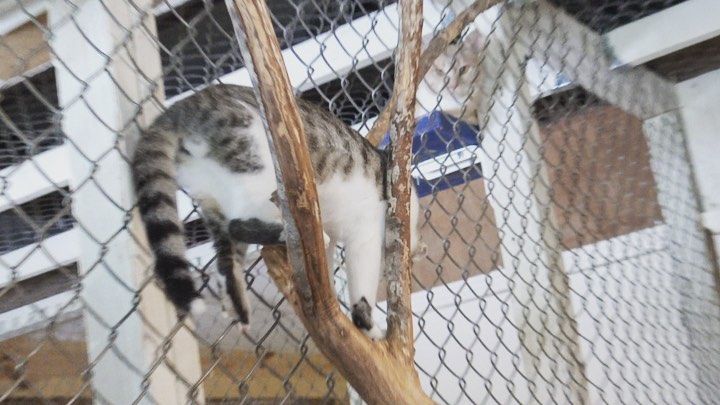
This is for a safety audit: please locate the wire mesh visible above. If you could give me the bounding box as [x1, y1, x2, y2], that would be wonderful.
[0, 0, 719, 403]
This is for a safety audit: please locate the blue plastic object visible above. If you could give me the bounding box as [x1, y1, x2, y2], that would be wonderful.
[379, 112, 482, 198]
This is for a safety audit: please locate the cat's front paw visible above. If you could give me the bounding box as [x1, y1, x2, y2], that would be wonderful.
[351, 297, 384, 339]
[351, 298, 373, 330]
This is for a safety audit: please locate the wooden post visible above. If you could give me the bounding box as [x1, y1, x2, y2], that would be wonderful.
[49, 0, 204, 403]
[474, 4, 588, 403]
[382, 0, 423, 357]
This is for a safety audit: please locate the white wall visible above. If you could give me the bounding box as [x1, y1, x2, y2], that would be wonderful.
[409, 225, 699, 404]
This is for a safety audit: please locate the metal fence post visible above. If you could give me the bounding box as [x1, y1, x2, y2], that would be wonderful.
[48, 0, 204, 403]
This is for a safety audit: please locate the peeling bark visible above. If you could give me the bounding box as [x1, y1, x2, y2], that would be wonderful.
[384, 0, 422, 358]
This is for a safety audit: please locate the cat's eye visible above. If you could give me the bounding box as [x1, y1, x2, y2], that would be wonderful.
[458, 66, 469, 76]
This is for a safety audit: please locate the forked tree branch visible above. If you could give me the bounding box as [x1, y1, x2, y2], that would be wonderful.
[263, 245, 434, 405]
[366, 0, 503, 146]
[225, 0, 432, 403]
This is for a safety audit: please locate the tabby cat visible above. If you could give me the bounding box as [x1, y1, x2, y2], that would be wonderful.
[132, 85, 424, 338]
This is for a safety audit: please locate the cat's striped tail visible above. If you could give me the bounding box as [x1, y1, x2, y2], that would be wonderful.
[131, 126, 203, 318]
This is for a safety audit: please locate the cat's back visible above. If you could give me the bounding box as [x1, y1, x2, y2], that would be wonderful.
[149, 85, 259, 136]
[149, 84, 384, 189]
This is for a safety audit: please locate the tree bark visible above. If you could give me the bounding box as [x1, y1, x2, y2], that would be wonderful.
[263, 246, 433, 405]
[383, 0, 422, 359]
[224, 0, 330, 317]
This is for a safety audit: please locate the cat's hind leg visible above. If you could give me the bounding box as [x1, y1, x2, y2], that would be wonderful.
[202, 204, 252, 330]
[269, 189, 332, 247]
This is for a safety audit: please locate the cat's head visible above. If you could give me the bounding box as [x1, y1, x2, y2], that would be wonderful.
[423, 29, 485, 102]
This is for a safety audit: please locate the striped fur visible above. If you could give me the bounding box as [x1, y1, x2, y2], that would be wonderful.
[132, 85, 423, 336]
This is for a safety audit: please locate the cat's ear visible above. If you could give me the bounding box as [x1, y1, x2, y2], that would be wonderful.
[464, 29, 485, 53]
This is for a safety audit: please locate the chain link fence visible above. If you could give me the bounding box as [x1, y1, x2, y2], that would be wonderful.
[1, 0, 719, 403]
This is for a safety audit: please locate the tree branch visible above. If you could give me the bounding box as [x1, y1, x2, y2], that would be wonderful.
[225, 0, 332, 317]
[262, 246, 434, 405]
[384, 0, 422, 356]
[366, 0, 503, 146]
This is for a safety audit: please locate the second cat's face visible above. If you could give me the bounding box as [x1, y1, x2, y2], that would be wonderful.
[424, 30, 485, 102]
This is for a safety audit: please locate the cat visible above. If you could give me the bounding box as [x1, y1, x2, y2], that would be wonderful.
[131, 84, 425, 339]
[416, 28, 485, 125]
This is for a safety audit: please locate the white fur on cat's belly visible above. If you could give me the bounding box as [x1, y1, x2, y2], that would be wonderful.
[177, 106, 282, 224]
[177, 158, 280, 223]
[316, 170, 385, 241]
[181, 120, 389, 331]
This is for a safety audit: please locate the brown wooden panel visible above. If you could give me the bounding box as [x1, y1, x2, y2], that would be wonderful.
[407, 97, 663, 291]
[0, 14, 50, 81]
[644, 35, 720, 82]
[411, 177, 502, 293]
[0, 265, 78, 314]
[539, 103, 663, 249]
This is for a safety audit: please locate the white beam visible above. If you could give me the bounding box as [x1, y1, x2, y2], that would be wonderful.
[524, 0, 677, 119]
[0, 228, 79, 285]
[676, 69, 720, 217]
[0, 0, 46, 36]
[0, 144, 71, 211]
[49, 0, 204, 403]
[643, 113, 720, 403]
[676, 68, 720, 271]
[604, 0, 720, 68]
[153, 0, 193, 16]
